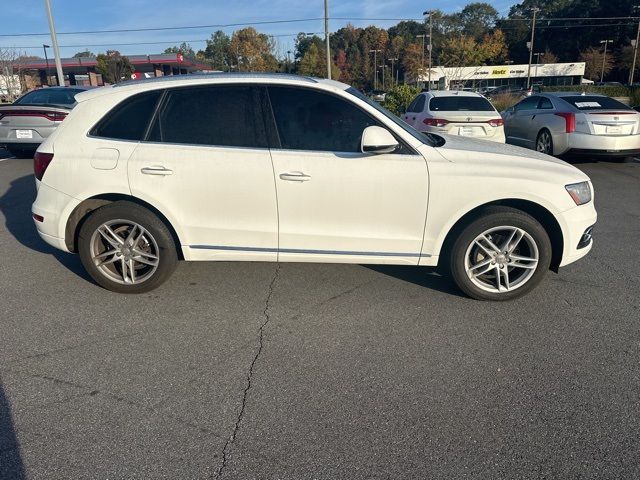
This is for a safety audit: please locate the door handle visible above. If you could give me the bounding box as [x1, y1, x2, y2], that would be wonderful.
[141, 166, 173, 176]
[279, 171, 311, 182]
[531, 115, 536, 120]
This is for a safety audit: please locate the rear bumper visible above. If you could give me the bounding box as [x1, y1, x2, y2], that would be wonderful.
[31, 181, 79, 253]
[556, 131, 640, 156]
[0, 125, 56, 145]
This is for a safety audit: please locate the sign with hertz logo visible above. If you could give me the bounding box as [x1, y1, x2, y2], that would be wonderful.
[491, 69, 507, 75]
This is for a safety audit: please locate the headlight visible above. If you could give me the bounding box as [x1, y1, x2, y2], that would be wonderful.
[565, 181, 591, 205]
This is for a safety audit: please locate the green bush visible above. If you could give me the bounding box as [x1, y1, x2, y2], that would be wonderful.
[541, 84, 630, 98]
[629, 87, 640, 107]
[383, 84, 421, 116]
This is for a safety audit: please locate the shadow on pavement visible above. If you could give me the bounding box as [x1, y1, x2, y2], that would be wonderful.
[365, 265, 467, 298]
[0, 174, 92, 283]
[0, 376, 26, 480]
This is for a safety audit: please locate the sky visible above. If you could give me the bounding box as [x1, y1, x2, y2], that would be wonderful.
[1, 0, 518, 59]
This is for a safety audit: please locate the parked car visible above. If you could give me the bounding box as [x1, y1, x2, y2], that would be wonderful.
[0, 86, 88, 158]
[32, 73, 596, 301]
[485, 85, 531, 98]
[501, 92, 640, 157]
[370, 90, 386, 102]
[402, 91, 505, 143]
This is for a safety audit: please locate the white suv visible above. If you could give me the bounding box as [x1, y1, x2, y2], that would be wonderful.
[32, 74, 596, 300]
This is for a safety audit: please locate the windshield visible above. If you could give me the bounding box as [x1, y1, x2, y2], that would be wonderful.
[560, 95, 632, 111]
[15, 88, 84, 107]
[429, 96, 495, 112]
[346, 87, 437, 147]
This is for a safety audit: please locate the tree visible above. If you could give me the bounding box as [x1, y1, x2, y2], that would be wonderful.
[455, 3, 499, 39]
[298, 43, 340, 80]
[73, 50, 95, 58]
[539, 48, 558, 64]
[96, 50, 134, 84]
[383, 84, 421, 116]
[229, 27, 277, 72]
[202, 31, 231, 70]
[618, 45, 638, 81]
[164, 42, 195, 58]
[0, 48, 29, 101]
[402, 43, 424, 84]
[580, 46, 614, 80]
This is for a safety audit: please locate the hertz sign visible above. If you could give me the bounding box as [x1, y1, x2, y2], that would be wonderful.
[491, 69, 507, 75]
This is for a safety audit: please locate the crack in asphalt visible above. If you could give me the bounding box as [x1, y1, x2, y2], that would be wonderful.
[213, 263, 280, 479]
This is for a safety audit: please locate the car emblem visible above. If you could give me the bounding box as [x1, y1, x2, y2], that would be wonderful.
[614, 116, 619, 121]
[466, 117, 472, 122]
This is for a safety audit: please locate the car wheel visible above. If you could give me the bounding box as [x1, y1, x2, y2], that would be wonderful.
[78, 201, 178, 293]
[448, 207, 552, 301]
[536, 130, 553, 155]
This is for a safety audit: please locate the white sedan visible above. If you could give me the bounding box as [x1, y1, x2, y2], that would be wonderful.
[32, 74, 595, 300]
[402, 90, 505, 143]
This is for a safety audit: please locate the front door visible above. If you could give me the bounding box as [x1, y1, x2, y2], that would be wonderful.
[128, 84, 278, 261]
[266, 86, 429, 265]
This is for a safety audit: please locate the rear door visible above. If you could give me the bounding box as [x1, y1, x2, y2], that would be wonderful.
[127, 84, 278, 261]
[402, 94, 426, 128]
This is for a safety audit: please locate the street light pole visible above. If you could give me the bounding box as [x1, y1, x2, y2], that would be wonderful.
[526, 7, 540, 90]
[388, 57, 398, 87]
[600, 39, 613, 83]
[423, 10, 433, 89]
[287, 50, 291, 73]
[42, 44, 50, 86]
[44, 0, 65, 87]
[630, 7, 640, 84]
[324, 0, 331, 79]
[416, 34, 426, 86]
[369, 49, 381, 90]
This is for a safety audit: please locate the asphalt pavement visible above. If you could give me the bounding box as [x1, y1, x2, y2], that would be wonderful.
[1, 149, 639, 479]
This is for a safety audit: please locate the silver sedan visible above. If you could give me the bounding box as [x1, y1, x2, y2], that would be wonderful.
[501, 92, 640, 158]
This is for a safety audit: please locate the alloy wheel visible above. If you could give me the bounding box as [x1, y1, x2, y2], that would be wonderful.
[464, 226, 539, 293]
[536, 131, 552, 154]
[89, 219, 160, 285]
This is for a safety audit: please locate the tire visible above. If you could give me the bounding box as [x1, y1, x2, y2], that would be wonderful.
[78, 201, 178, 293]
[535, 129, 553, 155]
[448, 207, 552, 301]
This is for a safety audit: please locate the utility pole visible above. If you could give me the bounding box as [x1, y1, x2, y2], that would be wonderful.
[416, 34, 426, 87]
[630, 7, 640, 85]
[600, 39, 613, 83]
[534, 52, 542, 78]
[287, 50, 292, 73]
[388, 57, 398, 87]
[369, 49, 381, 89]
[526, 7, 540, 90]
[324, 0, 331, 79]
[43, 44, 50, 86]
[423, 10, 433, 89]
[44, 0, 65, 87]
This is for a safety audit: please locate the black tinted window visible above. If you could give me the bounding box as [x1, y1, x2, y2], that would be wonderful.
[92, 90, 161, 140]
[560, 95, 632, 111]
[149, 86, 266, 148]
[538, 97, 554, 109]
[515, 97, 539, 111]
[16, 88, 83, 106]
[429, 96, 494, 112]
[268, 86, 378, 152]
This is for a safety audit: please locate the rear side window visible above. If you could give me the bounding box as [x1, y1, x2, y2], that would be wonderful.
[430, 96, 495, 112]
[148, 85, 267, 148]
[92, 90, 161, 140]
[515, 96, 540, 111]
[538, 97, 554, 109]
[268, 86, 379, 152]
[409, 95, 426, 112]
[560, 96, 632, 111]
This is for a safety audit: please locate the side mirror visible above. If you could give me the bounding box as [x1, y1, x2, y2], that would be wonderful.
[361, 126, 399, 154]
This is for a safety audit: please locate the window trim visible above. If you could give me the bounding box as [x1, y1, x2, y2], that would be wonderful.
[264, 84, 417, 155]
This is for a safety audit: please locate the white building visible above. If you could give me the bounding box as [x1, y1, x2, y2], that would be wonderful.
[417, 62, 586, 90]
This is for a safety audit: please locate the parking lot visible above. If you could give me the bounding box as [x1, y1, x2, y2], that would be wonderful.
[1, 147, 639, 478]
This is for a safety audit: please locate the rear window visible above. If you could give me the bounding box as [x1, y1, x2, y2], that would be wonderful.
[560, 96, 632, 111]
[429, 96, 495, 112]
[91, 90, 161, 141]
[16, 88, 84, 106]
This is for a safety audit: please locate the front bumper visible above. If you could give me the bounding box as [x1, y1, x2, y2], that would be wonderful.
[557, 201, 598, 267]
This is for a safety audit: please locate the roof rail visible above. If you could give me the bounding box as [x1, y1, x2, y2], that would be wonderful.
[113, 71, 318, 87]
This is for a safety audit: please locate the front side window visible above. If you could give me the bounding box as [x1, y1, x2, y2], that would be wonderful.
[91, 90, 161, 141]
[148, 85, 267, 148]
[515, 97, 540, 111]
[268, 86, 379, 152]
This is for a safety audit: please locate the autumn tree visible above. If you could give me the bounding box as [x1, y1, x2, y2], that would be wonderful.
[580, 46, 614, 81]
[539, 48, 558, 64]
[402, 42, 424, 84]
[229, 27, 277, 72]
[96, 50, 134, 84]
[298, 43, 340, 80]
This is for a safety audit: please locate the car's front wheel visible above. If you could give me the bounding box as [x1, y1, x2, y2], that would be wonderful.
[448, 207, 552, 301]
[78, 201, 178, 293]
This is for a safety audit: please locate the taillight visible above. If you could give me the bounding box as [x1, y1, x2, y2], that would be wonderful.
[44, 111, 68, 122]
[0, 110, 67, 122]
[423, 118, 449, 127]
[487, 118, 504, 127]
[34, 152, 54, 181]
[555, 112, 575, 133]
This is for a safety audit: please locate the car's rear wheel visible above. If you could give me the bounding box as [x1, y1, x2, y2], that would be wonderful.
[448, 207, 552, 301]
[536, 130, 553, 155]
[78, 201, 178, 293]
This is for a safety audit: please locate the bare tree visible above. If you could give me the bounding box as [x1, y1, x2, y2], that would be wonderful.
[0, 48, 28, 102]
